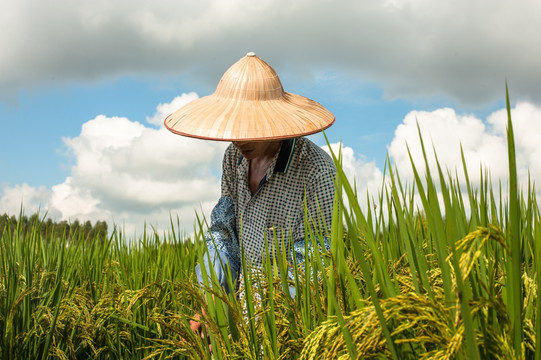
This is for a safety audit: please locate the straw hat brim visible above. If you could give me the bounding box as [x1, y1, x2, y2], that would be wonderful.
[165, 53, 335, 141]
[164, 92, 334, 141]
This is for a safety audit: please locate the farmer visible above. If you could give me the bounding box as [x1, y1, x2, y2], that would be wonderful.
[164, 52, 336, 332]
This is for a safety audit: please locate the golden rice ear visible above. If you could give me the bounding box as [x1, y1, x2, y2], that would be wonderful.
[164, 52, 335, 141]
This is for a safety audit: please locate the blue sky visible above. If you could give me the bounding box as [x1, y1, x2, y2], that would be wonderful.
[1, 0, 540, 234]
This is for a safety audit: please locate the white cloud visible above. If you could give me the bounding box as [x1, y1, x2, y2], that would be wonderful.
[52, 111, 227, 233]
[146, 92, 199, 126]
[388, 107, 507, 182]
[2, 0, 541, 105]
[0, 183, 53, 217]
[486, 102, 541, 180]
[388, 102, 541, 201]
[322, 143, 384, 205]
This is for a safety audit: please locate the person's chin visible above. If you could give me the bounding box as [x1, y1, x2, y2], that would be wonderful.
[240, 150, 255, 159]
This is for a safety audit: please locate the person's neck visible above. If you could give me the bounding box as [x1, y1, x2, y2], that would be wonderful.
[248, 141, 281, 194]
[251, 141, 281, 165]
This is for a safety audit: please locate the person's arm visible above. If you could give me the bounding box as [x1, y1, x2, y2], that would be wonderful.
[195, 196, 240, 293]
[195, 144, 241, 293]
[191, 147, 241, 343]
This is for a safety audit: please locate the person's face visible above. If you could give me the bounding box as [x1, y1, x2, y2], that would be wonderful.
[232, 140, 281, 160]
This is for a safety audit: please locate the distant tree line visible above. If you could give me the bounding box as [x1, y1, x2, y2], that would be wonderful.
[0, 212, 108, 240]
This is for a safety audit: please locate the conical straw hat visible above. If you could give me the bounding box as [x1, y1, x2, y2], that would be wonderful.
[164, 52, 335, 141]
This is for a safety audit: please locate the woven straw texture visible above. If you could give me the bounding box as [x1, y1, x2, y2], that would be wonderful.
[164, 53, 335, 141]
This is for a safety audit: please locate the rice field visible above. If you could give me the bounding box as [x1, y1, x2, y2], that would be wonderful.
[1, 89, 539, 359]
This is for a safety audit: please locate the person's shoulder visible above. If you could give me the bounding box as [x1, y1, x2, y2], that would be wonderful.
[294, 137, 335, 172]
[223, 143, 240, 159]
[221, 143, 241, 170]
[224, 143, 238, 155]
[296, 137, 333, 161]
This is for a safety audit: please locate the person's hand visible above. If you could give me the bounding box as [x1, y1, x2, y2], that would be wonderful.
[189, 310, 212, 352]
[189, 312, 204, 335]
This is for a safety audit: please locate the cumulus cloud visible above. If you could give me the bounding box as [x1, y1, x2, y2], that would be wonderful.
[146, 92, 199, 127]
[388, 102, 541, 200]
[0, 183, 53, 217]
[486, 102, 541, 181]
[1, 0, 541, 105]
[322, 143, 384, 202]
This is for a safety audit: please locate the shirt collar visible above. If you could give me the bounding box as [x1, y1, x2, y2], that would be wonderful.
[274, 138, 296, 173]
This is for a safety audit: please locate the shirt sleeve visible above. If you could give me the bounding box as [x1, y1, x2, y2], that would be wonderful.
[195, 196, 241, 293]
[195, 145, 241, 293]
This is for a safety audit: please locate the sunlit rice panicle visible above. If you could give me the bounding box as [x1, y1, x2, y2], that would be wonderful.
[450, 224, 509, 282]
[300, 293, 456, 359]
